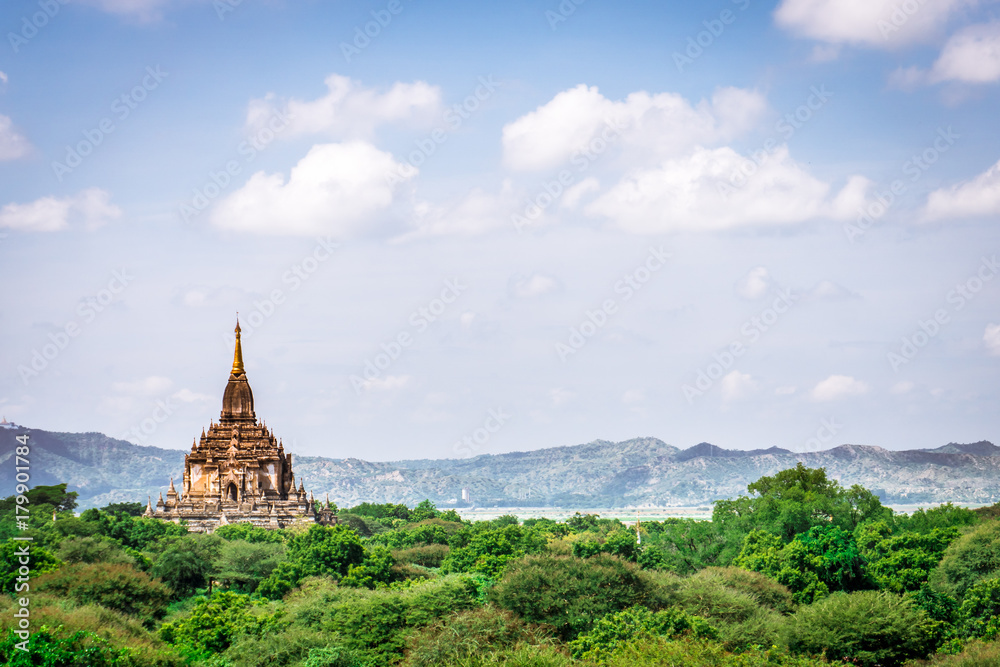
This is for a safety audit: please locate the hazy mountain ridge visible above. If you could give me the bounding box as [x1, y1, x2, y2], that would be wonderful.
[2, 427, 998, 510]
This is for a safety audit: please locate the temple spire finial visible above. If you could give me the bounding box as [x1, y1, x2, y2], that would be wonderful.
[232, 315, 245, 375]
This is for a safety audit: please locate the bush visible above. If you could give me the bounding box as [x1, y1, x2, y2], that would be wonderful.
[915, 639, 1000, 667]
[34, 562, 171, 621]
[601, 636, 830, 667]
[443, 524, 548, 580]
[673, 571, 785, 651]
[782, 590, 942, 666]
[489, 554, 665, 641]
[0, 592, 184, 666]
[55, 536, 135, 565]
[568, 605, 716, 662]
[932, 521, 1000, 598]
[0, 628, 132, 667]
[223, 626, 361, 667]
[393, 544, 450, 568]
[213, 539, 286, 593]
[158, 591, 279, 658]
[403, 606, 553, 667]
[691, 566, 795, 614]
[0, 541, 60, 593]
[959, 578, 1000, 639]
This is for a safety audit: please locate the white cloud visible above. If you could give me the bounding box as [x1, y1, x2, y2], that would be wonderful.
[736, 267, 770, 300]
[0, 71, 7, 86]
[622, 389, 644, 404]
[510, 273, 560, 299]
[0, 115, 30, 161]
[774, 0, 972, 48]
[775, 386, 797, 395]
[501, 85, 766, 171]
[930, 23, 1000, 83]
[810, 375, 870, 401]
[246, 74, 442, 138]
[808, 280, 861, 301]
[584, 145, 869, 233]
[721, 370, 758, 401]
[211, 141, 411, 236]
[984, 323, 1000, 355]
[171, 388, 214, 403]
[562, 178, 601, 209]
[924, 158, 1000, 221]
[69, 0, 187, 23]
[549, 388, 575, 406]
[0, 188, 120, 232]
[396, 182, 518, 240]
[891, 381, 915, 394]
[112, 376, 174, 396]
[361, 375, 411, 391]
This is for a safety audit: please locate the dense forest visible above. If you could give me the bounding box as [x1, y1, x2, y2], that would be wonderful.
[4, 464, 1000, 666]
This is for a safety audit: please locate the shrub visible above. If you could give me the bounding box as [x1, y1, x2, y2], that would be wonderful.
[673, 571, 785, 651]
[403, 606, 553, 667]
[55, 536, 135, 565]
[959, 578, 1000, 639]
[568, 605, 716, 662]
[158, 591, 279, 658]
[932, 521, 1000, 598]
[393, 544, 450, 568]
[0, 628, 132, 667]
[601, 636, 830, 667]
[443, 524, 548, 580]
[214, 522, 288, 544]
[34, 562, 171, 621]
[213, 539, 286, 593]
[782, 590, 942, 666]
[692, 566, 795, 614]
[223, 626, 359, 667]
[915, 639, 1000, 667]
[489, 554, 664, 641]
[0, 541, 60, 593]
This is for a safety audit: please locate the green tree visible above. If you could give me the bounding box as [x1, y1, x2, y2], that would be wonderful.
[0, 541, 60, 594]
[782, 590, 942, 666]
[568, 605, 717, 662]
[443, 524, 548, 579]
[857, 520, 960, 593]
[932, 521, 1000, 598]
[958, 577, 1000, 639]
[34, 562, 171, 621]
[213, 539, 286, 593]
[490, 554, 664, 641]
[158, 591, 277, 657]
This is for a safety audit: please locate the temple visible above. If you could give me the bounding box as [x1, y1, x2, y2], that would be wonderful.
[145, 320, 334, 532]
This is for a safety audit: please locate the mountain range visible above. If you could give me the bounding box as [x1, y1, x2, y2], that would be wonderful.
[2, 426, 999, 510]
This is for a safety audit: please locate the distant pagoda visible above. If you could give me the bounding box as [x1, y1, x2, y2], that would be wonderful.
[145, 319, 334, 532]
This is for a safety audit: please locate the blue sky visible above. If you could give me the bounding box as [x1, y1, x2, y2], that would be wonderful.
[1, 0, 998, 461]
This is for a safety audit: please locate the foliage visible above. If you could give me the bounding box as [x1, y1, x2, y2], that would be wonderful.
[713, 464, 890, 562]
[782, 590, 942, 666]
[600, 636, 832, 667]
[572, 530, 638, 562]
[958, 578, 1000, 639]
[443, 524, 548, 579]
[403, 606, 553, 667]
[932, 521, 1000, 598]
[914, 639, 1000, 667]
[256, 524, 366, 598]
[55, 536, 135, 566]
[636, 518, 728, 574]
[213, 522, 288, 544]
[213, 539, 286, 593]
[691, 566, 796, 614]
[857, 520, 960, 593]
[0, 540, 60, 593]
[34, 562, 172, 620]
[158, 591, 279, 658]
[151, 535, 223, 598]
[393, 543, 450, 568]
[99, 501, 144, 517]
[490, 554, 665, 641]
[340, 545, 397, 589]
[568, 604, 717, 662]
[0, 629, 133, 667]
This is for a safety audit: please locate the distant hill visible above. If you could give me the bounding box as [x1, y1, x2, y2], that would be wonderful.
[2, 426, 999, 510]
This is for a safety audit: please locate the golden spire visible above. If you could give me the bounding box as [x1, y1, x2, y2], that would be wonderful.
[232, 317, 245, 375]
